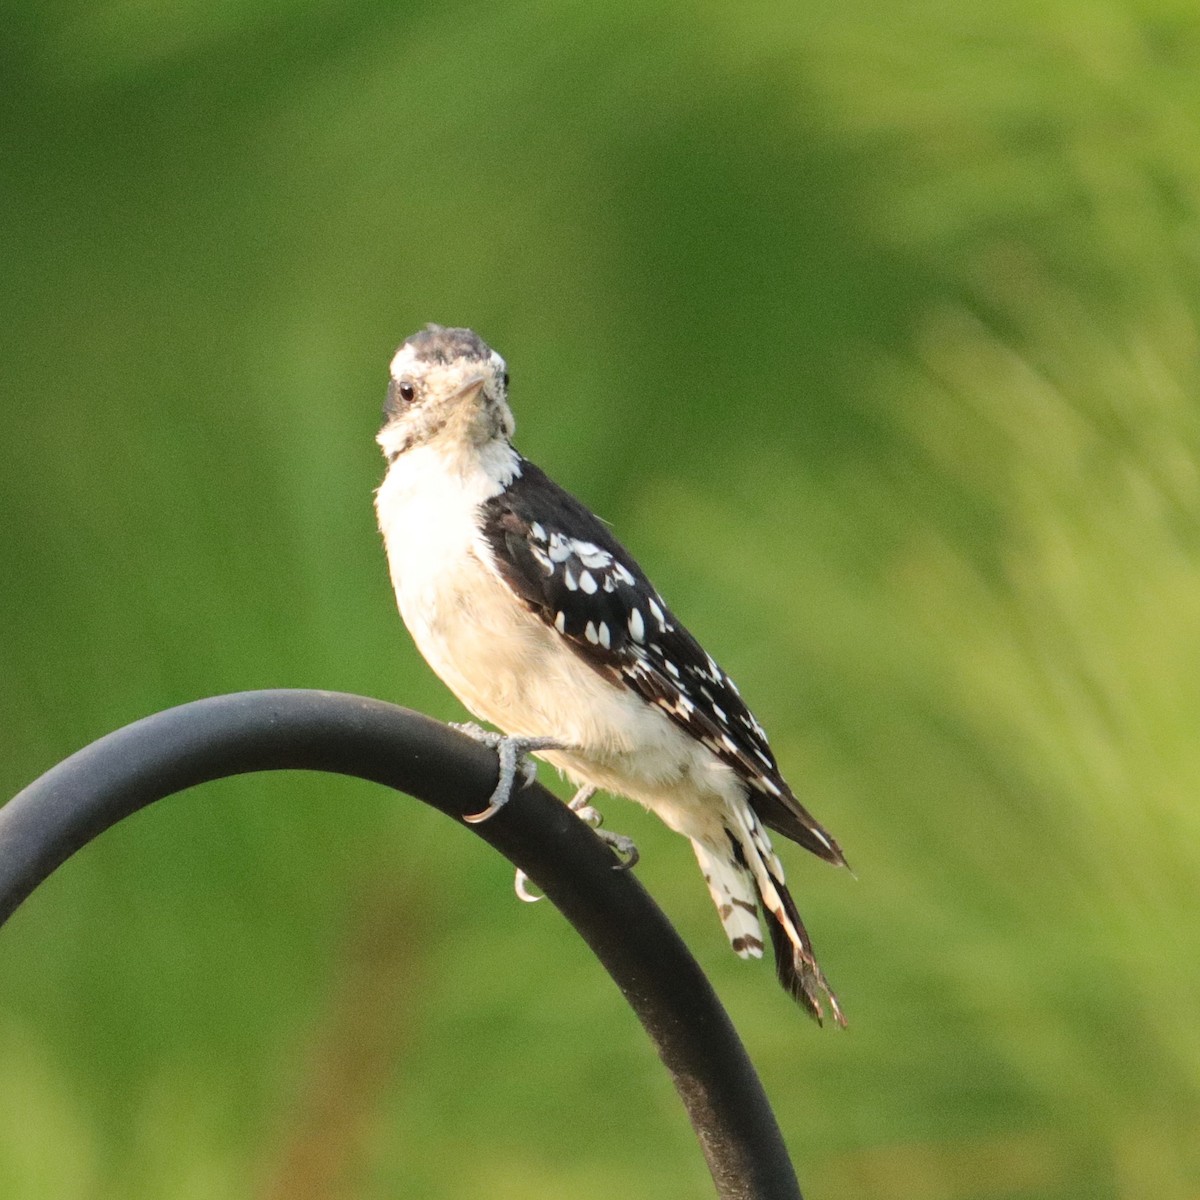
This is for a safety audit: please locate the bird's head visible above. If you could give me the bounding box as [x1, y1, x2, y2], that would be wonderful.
[377, 324, 513, 462]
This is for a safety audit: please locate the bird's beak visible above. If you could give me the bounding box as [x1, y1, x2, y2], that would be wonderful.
[454, 375, 487, 400]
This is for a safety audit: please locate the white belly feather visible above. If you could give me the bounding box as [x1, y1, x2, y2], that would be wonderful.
[374, 443, 741, 844]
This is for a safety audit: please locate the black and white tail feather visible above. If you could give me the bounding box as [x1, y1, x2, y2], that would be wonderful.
[375, 324, 848, 1024]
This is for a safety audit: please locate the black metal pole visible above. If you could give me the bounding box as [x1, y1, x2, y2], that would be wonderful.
[0, 689, 802, 1200]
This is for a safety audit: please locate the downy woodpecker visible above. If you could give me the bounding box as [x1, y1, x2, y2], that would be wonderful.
[375, 324, 847, 1023]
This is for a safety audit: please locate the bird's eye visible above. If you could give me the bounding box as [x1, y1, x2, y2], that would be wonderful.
[398, 381, 417, 403]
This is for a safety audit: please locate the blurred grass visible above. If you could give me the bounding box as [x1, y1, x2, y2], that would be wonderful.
[3, 1, 1200, 1197]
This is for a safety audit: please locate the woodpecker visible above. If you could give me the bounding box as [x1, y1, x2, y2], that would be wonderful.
[375, 324, 847, 1023]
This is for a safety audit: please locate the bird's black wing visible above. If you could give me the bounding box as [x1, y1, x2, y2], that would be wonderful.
[478, 458, 845, 865]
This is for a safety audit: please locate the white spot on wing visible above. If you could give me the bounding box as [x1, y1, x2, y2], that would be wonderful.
[554, 611, 566, 634]
[574, 541, 613, 569]
[598, 621, 611, 648]
[579, 570, 598, 594]
[585, 621, 598, 644]
[628, 609, 645, 642]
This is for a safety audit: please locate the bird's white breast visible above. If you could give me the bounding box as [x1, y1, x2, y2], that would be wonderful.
[375, 440, 517, 692]
[375, 440, 742, 845]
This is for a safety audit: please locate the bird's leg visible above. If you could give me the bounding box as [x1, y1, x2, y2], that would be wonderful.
[453, 724, 565, 824]
[566, 785, 640, 869]
[513, 784, 640, 902]
[566, 784, 601, 826]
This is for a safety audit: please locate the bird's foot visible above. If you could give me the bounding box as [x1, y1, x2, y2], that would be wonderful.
[513, 785, 639, 902]
[568, 786, 640, 870]
[453, 725, 564, 824]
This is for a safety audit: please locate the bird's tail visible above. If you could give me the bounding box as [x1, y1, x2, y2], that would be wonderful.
[692, 815, 845, 1026]
[692, 840, 766, 960]
[761, 874, 844, 1026]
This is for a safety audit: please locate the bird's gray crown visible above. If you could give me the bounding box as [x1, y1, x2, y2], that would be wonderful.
[401, 324, 493, 365]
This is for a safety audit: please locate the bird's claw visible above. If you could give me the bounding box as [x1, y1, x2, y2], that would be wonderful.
[597, 830, 639, 870]
[514, 870, 543, 903]
[567, 786, 639, 870]
[498, 780, 640, 899]
[571, 803, 603, 828]
[510, 824, 637, 900]
[453, 726, 563, 823]
[450, 721, 491, 739]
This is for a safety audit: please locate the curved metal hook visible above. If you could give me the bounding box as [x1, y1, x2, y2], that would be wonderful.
[0, 689, 801, 1200]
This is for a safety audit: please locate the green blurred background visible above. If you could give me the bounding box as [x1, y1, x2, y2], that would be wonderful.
[3, 1, 1199, 1196]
